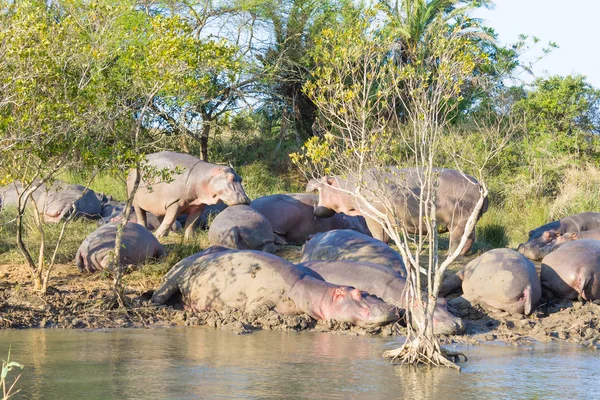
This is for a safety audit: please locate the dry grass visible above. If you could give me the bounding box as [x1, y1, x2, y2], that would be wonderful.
[550, 164, 600, 219]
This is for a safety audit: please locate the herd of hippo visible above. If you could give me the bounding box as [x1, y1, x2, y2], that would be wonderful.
[2, 150, 600, 335]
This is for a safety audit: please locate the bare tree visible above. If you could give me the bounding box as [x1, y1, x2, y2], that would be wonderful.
[293, 10, 513, 368]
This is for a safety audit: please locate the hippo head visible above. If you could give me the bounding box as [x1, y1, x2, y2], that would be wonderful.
[405, 298, 464, 335]
[321, 286, 398, 327]
[306, 176, 360, 217]
[207, 167, 250, 206]
[517, 229, 560, 260]
[554, 232, 578, 245]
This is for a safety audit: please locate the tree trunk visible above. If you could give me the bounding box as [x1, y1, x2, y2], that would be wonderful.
[200, 122, 210, 161]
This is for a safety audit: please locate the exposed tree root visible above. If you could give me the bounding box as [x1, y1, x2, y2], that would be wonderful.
[101, 291, 132, 310]
[383, 336, 465, 371]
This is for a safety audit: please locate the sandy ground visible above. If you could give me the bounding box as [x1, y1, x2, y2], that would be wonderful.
[1, 247, 599, 351]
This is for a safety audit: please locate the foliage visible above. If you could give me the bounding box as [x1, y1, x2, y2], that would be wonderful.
[1, 347, 23, 400]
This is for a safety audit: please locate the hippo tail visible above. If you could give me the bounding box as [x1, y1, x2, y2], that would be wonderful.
[76, 248, 85, 273]
[523, 285, 538, 316]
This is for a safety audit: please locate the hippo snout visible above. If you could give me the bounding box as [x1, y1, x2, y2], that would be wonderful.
[314, 206, 336, 218]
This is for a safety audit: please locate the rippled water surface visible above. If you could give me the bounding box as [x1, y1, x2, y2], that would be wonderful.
[1, 327, 599, 399]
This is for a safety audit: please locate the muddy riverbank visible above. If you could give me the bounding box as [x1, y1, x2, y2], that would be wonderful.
[1, 253, 600, 351]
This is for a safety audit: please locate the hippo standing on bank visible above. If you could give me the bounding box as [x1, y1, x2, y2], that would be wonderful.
[439, 249, 541, 315]
[250, 194, 371, 244]
[76, 222, 165, 273]
[151, 247, 398, 327]
[518, 212, 600, 260]
[208, 205, 285, 253]
[307, 168, 487, 255]
[301, 260, 463, 335]
[127, 151, 250, 240]
[300, 230, 406, 276]
[541, 239, 600, 301]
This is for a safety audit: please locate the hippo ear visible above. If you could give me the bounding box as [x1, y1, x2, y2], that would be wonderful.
[211, 167, 225, 176]
[333, 287, 347, 300]
[305, 179, 321, 193]
[323, 176, 335, 186]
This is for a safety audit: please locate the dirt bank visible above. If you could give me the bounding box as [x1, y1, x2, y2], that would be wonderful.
[1, 250, 599, 351]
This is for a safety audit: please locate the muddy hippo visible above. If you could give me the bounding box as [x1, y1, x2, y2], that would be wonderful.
[76, 222, 165, 273]
[151, 247, 398, 327]
[127, 151, 250, 240]
[439, 249, 541, 315]
[301, 260, 463, 335]
[307, 167, 487, 255]
[1, 180, 102, 222]
[519, 212, 600, 259]
[300, 230, 406, 276]
[250, 194, 371, 244]
[541, 239, 600, 301]
[208, 205, 284, 253]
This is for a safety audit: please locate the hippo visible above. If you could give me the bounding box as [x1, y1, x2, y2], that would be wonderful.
[100, 201, 182, 232]
[307, 167, 488, 255]
[301, 260, 463, 335]
[151, 247, 398, 327]
[127, 151, 250, 240]
[1, 180, 102, 222]
[250, 193, 371, 244]
[541, 239, 600, 301]
[208, 205, 285, 253]
[300, 230, 406, 276]
[518, 228, 600, 261]
[76, 222, 165, 273]
[195, 202, 228, 229]
[439, 249, 541, 315]
[518, 212, 600, 259]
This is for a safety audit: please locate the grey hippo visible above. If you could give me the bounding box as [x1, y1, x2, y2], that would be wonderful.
[301, 260, 464, 335]
[151, 247, 399, 327]
[127, 151, 250, 240]
[76, 222, 164, 273]
[439, 249, 541, 315]
[300, 229, 406, 276]
[307, 167, 488, 254]
[541, 239, 600, 301]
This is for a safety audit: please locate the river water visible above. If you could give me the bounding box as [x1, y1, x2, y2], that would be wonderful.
[0, 327, 598, 399]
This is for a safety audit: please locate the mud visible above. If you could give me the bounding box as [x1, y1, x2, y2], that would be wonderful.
[1, 249, 600, 351]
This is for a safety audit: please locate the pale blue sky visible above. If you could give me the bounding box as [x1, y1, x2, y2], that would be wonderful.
[474, 0, 600, 88]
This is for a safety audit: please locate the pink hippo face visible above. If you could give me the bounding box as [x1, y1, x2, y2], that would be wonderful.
[206, 167, 250, 206]
[306, 176, 361, 217]
[322, 286, 398, 327]
[517, 229, 561, 260]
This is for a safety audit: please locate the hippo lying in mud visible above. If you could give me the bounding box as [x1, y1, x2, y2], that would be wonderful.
[208, 205, 285, 253]
[518, 212, 600, 259]
[518, 228, 600, 260]
[301, 260, 464, 335]
[76, 222, 164, 273]
[151, 247, 398, 327]
[1, 180, 102, 222]
[301, 230, 406, 276]
[307, 168, 488, 255]
[439, 249, 541, 315]
[541, 239, 600, 301]
[127, 151, 250, 240]
[250, 194, 371, 244]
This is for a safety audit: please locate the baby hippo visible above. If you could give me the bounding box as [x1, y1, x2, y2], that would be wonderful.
[208, 205, 285, 253]
[301, 230, 406, 276]
[541, 239, 600, 301]
[302, 260, 463, 335]
[76, 222, 164, 273]
[439, 249, 541, 315]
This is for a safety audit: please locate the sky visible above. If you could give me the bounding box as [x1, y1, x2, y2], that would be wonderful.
[473, 0, 600, 88]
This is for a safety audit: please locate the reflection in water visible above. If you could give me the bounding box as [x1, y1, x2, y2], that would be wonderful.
[0, 328, 599, 399]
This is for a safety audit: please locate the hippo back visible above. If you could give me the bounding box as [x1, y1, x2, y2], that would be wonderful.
[301, 229, 405, 276]
[541, 239, 600, 301]
[208, 205, 278, 252]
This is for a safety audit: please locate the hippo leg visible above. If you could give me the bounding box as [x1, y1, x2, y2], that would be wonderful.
[449, 224, 474, 255]
[134, 205, 148, 229]
[273, 233, 288, 246]
[183, 205, 204, 242]
[155, 204, 180, 238]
